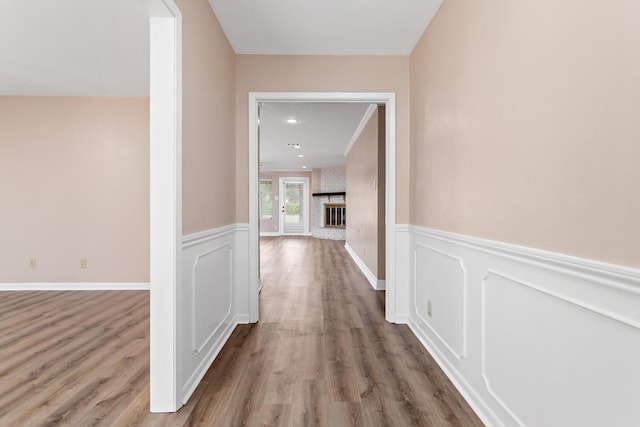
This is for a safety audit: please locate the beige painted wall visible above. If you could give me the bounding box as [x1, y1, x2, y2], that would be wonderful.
[0, 96, 149, 282]
[346, 107, 385, 279]
[178, 0, 236, 234]
[410, 0, 640, 268]
[259, 171, 312, 233]
[235, 55, 410, 224]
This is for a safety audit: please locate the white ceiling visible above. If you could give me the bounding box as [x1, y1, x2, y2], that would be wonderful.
[0, 1, 443, 95]
[0, 0, 149, 97]
[208, 0, 443, 55]
[2, 1, 439, 170]
[259, 103, 373, 171]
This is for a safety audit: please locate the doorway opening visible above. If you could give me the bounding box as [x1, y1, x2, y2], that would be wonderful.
[248, 93, 397, 324]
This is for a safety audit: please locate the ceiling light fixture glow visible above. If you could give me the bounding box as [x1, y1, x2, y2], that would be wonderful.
[298, 154, 304, 158]
[286, 117, 299, 124]
[302, 166, 307, 169]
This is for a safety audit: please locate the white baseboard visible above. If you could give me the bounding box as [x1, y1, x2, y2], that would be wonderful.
[259, 231, 279, 237]
[0, 282, 150, 291]
[344, 243, 384, 291]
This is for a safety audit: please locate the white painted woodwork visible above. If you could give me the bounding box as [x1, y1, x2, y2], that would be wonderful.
[406, 225, 640, 427]
[345, 243, 384, 291]
[146, 0, 182, 413]
[0, 283, 149, 291]
[180, 225, 247, 404]
[249, 92, 397, 324]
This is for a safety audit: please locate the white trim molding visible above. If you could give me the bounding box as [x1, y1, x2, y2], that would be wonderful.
[0, 282, 150, 291]
[344, 243, 384, 291]
[179, 223, 248, 406]
[406, 225, 640, 427]
[344, 103, 377, 157]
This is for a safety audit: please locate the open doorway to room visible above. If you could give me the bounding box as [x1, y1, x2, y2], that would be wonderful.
[248, 93, 397, 324]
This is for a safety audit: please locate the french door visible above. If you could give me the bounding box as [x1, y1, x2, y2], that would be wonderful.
[279, 177, 309, 235]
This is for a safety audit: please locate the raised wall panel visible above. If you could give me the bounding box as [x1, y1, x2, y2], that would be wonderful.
[481, 270, 640, 427]
[192, 244, 232, 353]
[407, 225, 640, 427]
[414, 244, 467, 359]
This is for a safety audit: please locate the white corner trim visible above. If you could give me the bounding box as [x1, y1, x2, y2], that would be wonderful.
[0, 282, 150, 291]
[344, 103, 378, 157]
[181, 314, 238, 405]
[409, 225, 640, 294]
[345, 243, 383, 291]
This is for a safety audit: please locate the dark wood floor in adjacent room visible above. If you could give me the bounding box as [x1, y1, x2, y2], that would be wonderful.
[0, 237, 483, 426]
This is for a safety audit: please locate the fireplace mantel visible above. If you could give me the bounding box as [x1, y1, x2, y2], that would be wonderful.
[312, 192, 346, 197]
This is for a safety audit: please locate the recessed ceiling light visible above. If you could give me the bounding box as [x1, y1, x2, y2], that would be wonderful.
[302, 166, 307, 169]
[286, 118, 299, 124]
[298, 154, 304, 158]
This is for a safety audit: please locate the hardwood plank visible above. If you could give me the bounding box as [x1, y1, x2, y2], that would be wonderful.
[0, 237, 484, 426]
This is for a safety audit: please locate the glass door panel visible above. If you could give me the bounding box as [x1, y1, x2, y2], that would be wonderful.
[283, 182, 304, 233]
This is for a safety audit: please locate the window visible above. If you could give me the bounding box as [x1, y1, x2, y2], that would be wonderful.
[259, 179, 273, 220]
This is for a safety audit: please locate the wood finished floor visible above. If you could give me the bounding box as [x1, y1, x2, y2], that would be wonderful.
[0, 237, 483, 426]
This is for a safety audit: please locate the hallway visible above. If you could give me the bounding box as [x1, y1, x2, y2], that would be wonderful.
[0, 237, 484, 426]
[171, 236, 483, 426]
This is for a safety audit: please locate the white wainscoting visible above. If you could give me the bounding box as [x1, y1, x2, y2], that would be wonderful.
[179, 224, 249, 405]
[406, 225, 640, 427]
[345, 242, 385, 290]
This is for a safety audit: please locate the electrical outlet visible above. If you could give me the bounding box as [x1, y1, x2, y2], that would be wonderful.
[80, 259, 87, 269]
[427, 300, 432, 317]
[29, 258, 37, 268]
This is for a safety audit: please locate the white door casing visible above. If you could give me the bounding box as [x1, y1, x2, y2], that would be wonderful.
[248, 92, 397, 324]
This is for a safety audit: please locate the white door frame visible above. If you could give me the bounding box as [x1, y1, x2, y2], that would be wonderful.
[279, 177, 310, 235]
[248, 92, 397, 323]
[140, 0, 182, 412]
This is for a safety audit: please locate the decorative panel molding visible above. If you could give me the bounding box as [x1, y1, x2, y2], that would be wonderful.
[180, 224, 245, 406]
[413, 244, 467, 359]
[191, 244, 232, 354]
[481, 270, 640, 427]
